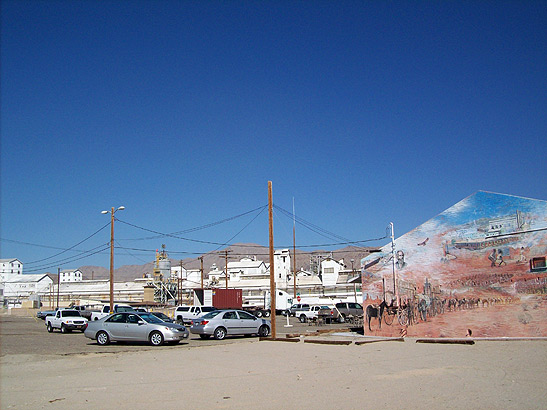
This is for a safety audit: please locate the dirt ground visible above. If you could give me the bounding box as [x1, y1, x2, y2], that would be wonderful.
[1, 324, 546, 409]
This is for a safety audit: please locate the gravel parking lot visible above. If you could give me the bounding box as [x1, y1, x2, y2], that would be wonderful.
[0, 314, 351, 356]
[2, 314, 547, 409]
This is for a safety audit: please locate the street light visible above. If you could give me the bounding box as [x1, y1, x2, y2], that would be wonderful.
[102, 206, 125, 313]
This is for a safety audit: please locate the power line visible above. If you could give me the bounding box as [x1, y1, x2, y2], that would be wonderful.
[24, 222, 111, 265]
[118, 205, 268, 241]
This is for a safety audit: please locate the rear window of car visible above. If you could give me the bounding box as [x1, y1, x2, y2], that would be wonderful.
[201, 311, 222, 319]
[176, 307, 190, 312]
[202, 307, 217, 312]
[117, 306, 136, 312]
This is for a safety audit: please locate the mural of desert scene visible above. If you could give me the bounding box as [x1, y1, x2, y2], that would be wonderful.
[360, 191, 547, 338]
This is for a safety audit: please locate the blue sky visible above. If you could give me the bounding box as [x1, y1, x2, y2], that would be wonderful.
[1, 1, 546, 273]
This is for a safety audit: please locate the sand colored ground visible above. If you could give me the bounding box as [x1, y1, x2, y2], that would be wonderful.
[2, 337, 546, 410]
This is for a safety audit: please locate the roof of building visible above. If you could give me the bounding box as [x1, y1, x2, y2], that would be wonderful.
[1, 274, 51, 283]
[0, 258, 21, 264]
[228, 259, 266, 269]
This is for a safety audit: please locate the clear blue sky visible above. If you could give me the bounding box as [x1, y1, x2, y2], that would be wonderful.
[1, 1, 546, 273]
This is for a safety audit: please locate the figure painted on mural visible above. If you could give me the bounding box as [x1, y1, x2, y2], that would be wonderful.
[441, 241, 457, 263]
[488, 249, 498, 267]
[516, 247, 527, 264]
[396, 250, 406, 269]
[496, 249, 506, 266]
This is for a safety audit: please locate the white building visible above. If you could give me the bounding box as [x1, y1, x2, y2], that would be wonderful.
[320, 258, 346, 286]
[59, 269, 83, 283]
[2, 274, 53, 299]
[0, 258, 23, 277]
[274, 249, 291, 286]
[171, 265, 204, 288]
[228, 257, 268, 281]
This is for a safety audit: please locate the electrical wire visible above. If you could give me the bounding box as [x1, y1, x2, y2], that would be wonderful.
[118, 205, 268, 241]
[24, 222, 111, 265]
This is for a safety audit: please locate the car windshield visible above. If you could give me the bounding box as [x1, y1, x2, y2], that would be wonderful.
[138, 313, 164, 324]
[61, 311, 81, 317]
[201, 311, 222, 319]
[151, 313, 167, 320]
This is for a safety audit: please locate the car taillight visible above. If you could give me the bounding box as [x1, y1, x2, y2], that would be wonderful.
[200, 320, 209, 325]
[84, 323, 88, 330]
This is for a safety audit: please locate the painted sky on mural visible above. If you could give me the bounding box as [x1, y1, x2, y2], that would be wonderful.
[1, 2, 546, 272]
[362, 192, 547, 285]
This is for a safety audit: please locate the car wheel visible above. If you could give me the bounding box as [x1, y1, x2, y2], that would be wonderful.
[61, 324, 69, 333]
[258, 325, 270, 337]
[149, 331, 164, 346]
[264, 311, 271, 317]
[47, 323, 53, 333]
[199, 334, 211, 339]
[299, 315, 307, 323]
[214, 327, 227, 340]
[96, 331, 110, 345]
[255, 311, 263, 318]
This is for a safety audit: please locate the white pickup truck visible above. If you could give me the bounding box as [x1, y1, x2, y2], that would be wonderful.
[46, 309, 88, 333]
[90, 304, 136, 321]
[174, 305, 216, 325]
[296, 305, 333, 323]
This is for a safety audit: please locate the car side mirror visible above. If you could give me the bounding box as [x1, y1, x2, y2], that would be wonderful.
[138, 320, 145, 325]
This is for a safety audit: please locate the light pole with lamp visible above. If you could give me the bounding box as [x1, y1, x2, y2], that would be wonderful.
[102, 206, 125, 313]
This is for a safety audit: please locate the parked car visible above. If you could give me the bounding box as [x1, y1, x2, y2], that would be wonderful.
[287, 303, 310, 317]
[90, 304, 136, 321]
[46, 309, 88, 333]
[333, 302, 364, 322]
[84, 311, 189, 346]
[150, 312, 173, 322]
[174, 305, 217, 324]
[37, 308, 58, 320]
[134, 307, 148, 313]
[190, 309, 270, 340]
[297, 305, 332, 323]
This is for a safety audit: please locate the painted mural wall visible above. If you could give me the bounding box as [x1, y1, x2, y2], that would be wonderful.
[361, 191, 547, 337]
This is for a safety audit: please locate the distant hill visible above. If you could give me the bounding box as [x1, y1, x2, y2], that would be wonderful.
[79, 243, 377, 282]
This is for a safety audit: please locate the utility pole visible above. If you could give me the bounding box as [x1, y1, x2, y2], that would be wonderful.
[179, 260, 183, 305]
[293, 197, 296, 299]
[224, 249, 231, 289]
[268, 181, 276, 338]
[101, 206, 124, 314]
[57, 268, 60, 309]
[199, 256, 204, 288]
[390, 222, 400, 307]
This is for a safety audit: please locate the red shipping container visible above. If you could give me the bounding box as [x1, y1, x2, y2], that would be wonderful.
[212, 288, 242, 309]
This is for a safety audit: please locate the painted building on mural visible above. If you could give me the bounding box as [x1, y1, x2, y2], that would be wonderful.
[360, 191, 547, 337]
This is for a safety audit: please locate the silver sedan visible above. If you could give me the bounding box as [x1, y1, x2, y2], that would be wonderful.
[190, 309, 270, 340]
[84, 312, 189, 346]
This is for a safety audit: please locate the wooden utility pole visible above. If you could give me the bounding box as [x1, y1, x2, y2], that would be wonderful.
[109, 207, 115, 313]
[179, 260, 183, 304]
[268, 181, 276, 338]
[199, 256, 204, 288]
[293, 198, 296, 299]
[224, 249, 230, 289]
[57, 268, 60, 309]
